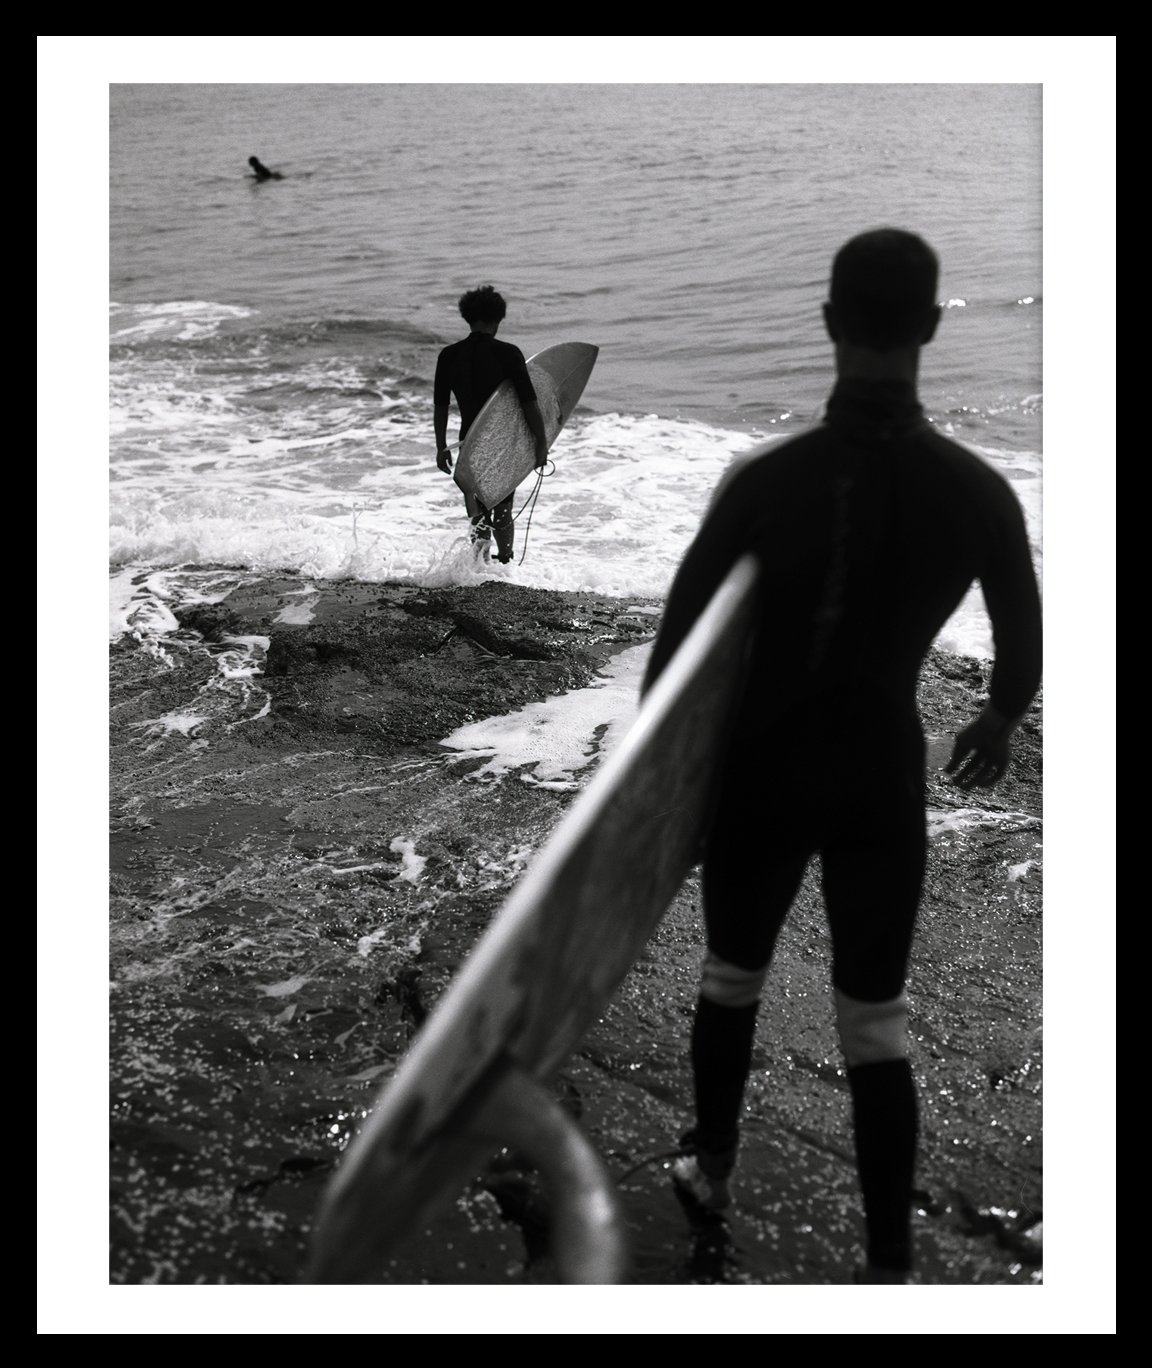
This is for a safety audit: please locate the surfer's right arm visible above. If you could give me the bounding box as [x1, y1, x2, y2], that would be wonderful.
[434, 404, 452, 472]
[433, 348, 454, 472]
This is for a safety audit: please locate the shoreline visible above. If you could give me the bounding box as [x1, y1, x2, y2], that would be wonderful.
[108, 573, 1042, 1290]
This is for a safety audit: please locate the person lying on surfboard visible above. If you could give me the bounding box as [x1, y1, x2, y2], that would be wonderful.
[642, 228, 1042, 1285]
[433, 285, 549, 563]
[247, 155, 282, 181]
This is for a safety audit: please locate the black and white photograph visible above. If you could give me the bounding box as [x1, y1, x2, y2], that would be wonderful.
[39, 35, 1114, 1334]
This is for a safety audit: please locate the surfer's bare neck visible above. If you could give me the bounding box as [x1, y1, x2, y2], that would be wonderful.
[832, 342, 922, 385]
[469, 321, 500, 337]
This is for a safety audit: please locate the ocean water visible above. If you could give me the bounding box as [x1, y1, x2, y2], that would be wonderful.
[108, 81, 1043, 660]
[39, 37, 1116, 1334]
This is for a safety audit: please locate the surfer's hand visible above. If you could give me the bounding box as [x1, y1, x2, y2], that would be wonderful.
[945, 707, 1015, 790]
[437, 448, 453, 474]
[534, 439, 549, 469]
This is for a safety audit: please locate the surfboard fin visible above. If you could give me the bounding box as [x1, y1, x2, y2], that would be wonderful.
[306, 1056, 629, 1284]
[468, 1059, 630, 1284]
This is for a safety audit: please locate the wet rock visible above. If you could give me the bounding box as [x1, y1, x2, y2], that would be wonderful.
[108, 573, 1043, 1287]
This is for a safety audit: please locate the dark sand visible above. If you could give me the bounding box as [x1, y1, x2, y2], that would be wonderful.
[106, 573, 1043, 1307]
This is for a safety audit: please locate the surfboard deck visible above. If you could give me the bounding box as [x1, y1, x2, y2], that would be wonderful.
[453, 342, 599, 509]
[306, 554, 760, 1284]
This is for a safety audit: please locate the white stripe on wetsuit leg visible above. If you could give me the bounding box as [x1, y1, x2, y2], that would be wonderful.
[700, 952, 768, 1007]
[835, 989, 908, 1066]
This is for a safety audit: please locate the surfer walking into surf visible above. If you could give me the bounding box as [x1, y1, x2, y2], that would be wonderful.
[642, 228, 1042, 1284]
[433, 285, 549, 564]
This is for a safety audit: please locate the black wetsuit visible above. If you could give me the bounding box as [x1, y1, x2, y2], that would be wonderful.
[645, 376, 1041, 992]
[434, 332, 537, 439]
[434, 333, 537, 559]
[644, 378, 1042, 1270]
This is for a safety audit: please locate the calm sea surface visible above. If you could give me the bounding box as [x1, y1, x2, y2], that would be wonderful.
[110, 83, 1041, 428]
[109, 82, 1042, 658]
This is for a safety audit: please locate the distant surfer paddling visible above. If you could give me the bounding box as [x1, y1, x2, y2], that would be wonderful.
[643, 228, 1043, 1284]
[248, 155, 282, 182]
[433, 285, 548, 563]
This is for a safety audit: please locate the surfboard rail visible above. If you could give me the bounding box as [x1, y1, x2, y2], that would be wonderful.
[307, 554, 761, 1283]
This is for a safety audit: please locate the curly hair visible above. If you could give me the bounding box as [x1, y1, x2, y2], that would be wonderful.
[458, 284, 508, 325]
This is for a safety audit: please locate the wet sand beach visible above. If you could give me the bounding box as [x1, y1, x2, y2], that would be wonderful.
[107, 572, 1042, 1297]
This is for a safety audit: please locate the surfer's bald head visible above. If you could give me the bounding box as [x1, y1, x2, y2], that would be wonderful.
[827, 229, 940, 351]
[459, 285, 507, 326]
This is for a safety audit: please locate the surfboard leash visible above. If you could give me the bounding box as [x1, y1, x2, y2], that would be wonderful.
[511, 459, 555, 566]
[612, 1148, 685, 1185]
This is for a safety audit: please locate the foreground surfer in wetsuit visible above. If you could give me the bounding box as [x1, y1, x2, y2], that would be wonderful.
[642, 228, 1043, 1284]
[433, 285, 549, 563]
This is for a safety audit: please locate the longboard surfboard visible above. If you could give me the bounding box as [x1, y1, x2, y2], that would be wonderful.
[453, 341, 599, 509]
[307, 554, 760, 1283]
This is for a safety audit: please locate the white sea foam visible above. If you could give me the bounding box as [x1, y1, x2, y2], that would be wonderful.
[927, 807, 1042, 839]
[110, 381, 1041, 658]
[388, 838, 427, 884]
[255, 974, 310, 999]
[109, 300, 256, 342]
[132, 711, 208, 737]
[274, 600, 319, 625]
[439, 643, 648, 788]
